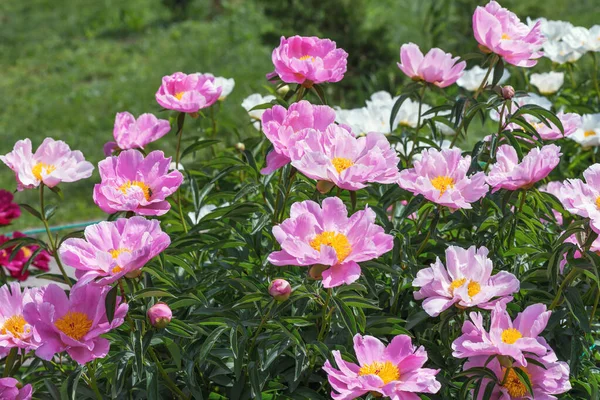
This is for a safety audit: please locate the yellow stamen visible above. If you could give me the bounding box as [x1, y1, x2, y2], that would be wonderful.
[298, 55, 314, 61]
[174, 92, 185, 100]
[32, 162, 56, 181]
[468, 281, 481, 297]
[118, 180, 152, 201]
[501, 328, 523, 344]
[112, 266, 123, 274]
[501, 33, 511, 40]
[502, 367, 531, 398]
[331, 157, 354, 173]
[109, 248, 131, 258]
[584, 130, 597, 137]
[54, 311, 93, 341]
[310, 231, 352, 262]
[596, 196, 600, 209]
[1, 315, 27, 338]
[449, 278, 466, 294]
[358, 361, 400, 385]
[431, 175, 455, 195]
[21, 247, 32, 259]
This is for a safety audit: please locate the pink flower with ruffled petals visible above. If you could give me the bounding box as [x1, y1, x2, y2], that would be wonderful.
[487, 144, 561, 192]
[0, 232, 50, 281]
[23, 283, 128, 365]
[398, 148, 489, 209]
[155, 72, 221, 113]
[260, 100, 337, 174]
[473, 1, 545, 67]
[268, 197, 393, 288]
[103, 112, 171, 156]
[0, 377, 32, 400]
[0, 190, 20, 226]
[323, 334, 441, 400]
[93, 150, 183, 216]
[413, 245, 519, 317]
[530, 111, 581, 140]
[0, 138, 94, 191]
[452, 303, 552, 366]
[0, 283, 42, 358]
[398, 43, 466, 87]
[289, 125, 400, 191]
[270, 36, 348, 86]
[59, 217, 170, 286]
[463, 354, 570, 399]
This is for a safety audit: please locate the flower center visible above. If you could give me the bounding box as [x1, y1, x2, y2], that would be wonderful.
[431, 175, 455, 195]
[468, 281, 481, 297]
[1, 315, 28, 338]
[310, 231, 352, 263]
[501, 328, 523, 344]
[109, 248, 131, 258]
[596, 196, 600, 209]
[54, 311, 93, 341]
[112, 266, 123, 274]
[449, 278, 466, 294]
[21, 247, 32, 259]
[119, 180, 152, 201]
[584, 130, 597, 137]
[298, 55, 314, 62]
[331, 157, 354, 173]
[501, 33, 511, 40]
[32, 162, 56, 181]
[174, 92, 185, 100]
[358, 361, 400, 386]
[502, 367, 531, 398]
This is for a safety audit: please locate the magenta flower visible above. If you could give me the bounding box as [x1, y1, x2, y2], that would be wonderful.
[0, 190, 20, 226]
[261, 100, 336, 174]
[93, 150, 183, 216]
[398, 43, 466, 87]
[289, 125, 400, 191]
[0, 138, 94, 191]
[147, 303, 172, 328]
[413, 245, 519, 317]
[531, 112, 581, 140]
[268, 197, 393, 288]
[155, 72, 222, 113]
[0, 283, 42, 357]
[0, 378, 32, 400]
[487, 144, 561, 192]
[59, 217, 171, 285]
[103, 112, 171, 156]
[23, 283, 128, 364]
[323, 334, 441, 399]
[0, 232, 50, 281]
[452, 303, 552, 366]
[473, 1, 545, 67]
[270, 36, 348, 86]
[464, 354, 571, 399]
[398, 148, 489, 209]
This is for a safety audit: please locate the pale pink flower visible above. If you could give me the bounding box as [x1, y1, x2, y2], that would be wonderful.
[323, 334, 441, 399]
[397, 43, 466, 88]
[155, 72, 221, 113]
[0, 138, 94, 191]
[397, 148, 489, 209]
[268, 197, 393, 288]
[413, 245, 519, 317]
[0, 378, 32, 400]
[103, 112, 171, 156]
[0, 283, 42, 357]
[530, 112, 581, 140]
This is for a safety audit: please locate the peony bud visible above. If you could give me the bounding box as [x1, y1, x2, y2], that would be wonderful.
[268, 279, 291, 301]
[502, 85, 515, 100]
[235, 142, 246, 152]
[308, 264, 328, 280]
[147, 303, 172, 328]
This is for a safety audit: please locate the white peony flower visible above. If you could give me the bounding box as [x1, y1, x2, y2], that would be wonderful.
[530, 72, 564, 95]
[527, 18, 574, 41]
[569, 114, 600, 147]
[589, 25, 600, 52]
[169, 161, 185, 171]
[205, 74, 235, 100]
[241, 94, 276, 130]
[543, 40, 583, 64]
[335, 107, 372, 135]
[456, 66, 511, 91]
[563, 26, 594, 53]
[188, 202, 231, 225]
[490, 92, 553, 122]
[395, 98, 432, 130]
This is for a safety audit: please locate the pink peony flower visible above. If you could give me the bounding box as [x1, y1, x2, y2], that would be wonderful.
[464, 354, 571, 399]
[473, 1, 545, 67]
[0, 138, 94, 191]
[0, 283, 42, 357]
[530, 111, 581, 140]
[270, 36, 348, 86]
[559, 233, 600, 274]
[23, 283, 128, 364]
[413, 245, 520, 317]
[452, 303, 552, 366]
[0, 378, 32, 400]
[268, 279, 292, 301]
[487, 144, 561, 192]
[147, 303, 172, 328]
[103, 112, 171, 156]
[268, 197, 393, 288]
[397, 43, 466, 87]
[323, 334, 441, 399]
[260, 100, 337, 174]
[289, 125, 400, 191]
[0, 232, 51, 281]
[59, 217, 171, 286]
[398, 148, 489, 209]
[93, 150, 183, 216]
[0, 190, 20, 226]
[155, 72, 222, 113]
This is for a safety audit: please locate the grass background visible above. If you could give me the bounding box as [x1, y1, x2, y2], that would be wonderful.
[1, 0, 597, 231]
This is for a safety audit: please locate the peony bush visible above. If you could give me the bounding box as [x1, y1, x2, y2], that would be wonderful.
[1, 1, 599, 399]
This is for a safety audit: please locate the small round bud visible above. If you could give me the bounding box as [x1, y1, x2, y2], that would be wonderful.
[268, 279, 291, 301]
[125, 269, 142, 279]
[147, 303, 172, 328]
[502, 85, 515, 100]
[235, 142, 246, 152]
[277, 85, 290, 95]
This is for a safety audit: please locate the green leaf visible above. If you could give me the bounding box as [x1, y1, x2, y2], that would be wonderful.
[491, 58, 504, 86]
[105, 284, 119, 324]
[131, 288, 176, 300]
[19, 203, 42, 220]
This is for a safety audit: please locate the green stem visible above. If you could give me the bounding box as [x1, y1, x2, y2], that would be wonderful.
[317, 288, 333, 342]
[249, 300, 274, 354]
[473, 55, 498, 100]
[3, 348, 18, 377]
[175, 113, 188, 233]
[277, 169, 296, 223]
[87, 361, 103, 400]
[149, 348, 187, 400]
[591, 52, 600, 102]
[549, 268, 579, 310]
[590, 287, 600, 325]
[516, 189, 527, 215]
[567, 63, 576, 88]
[415, 85, 427, 136]
[485, 101, 509, 171]
[40, 184, 71, 287]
